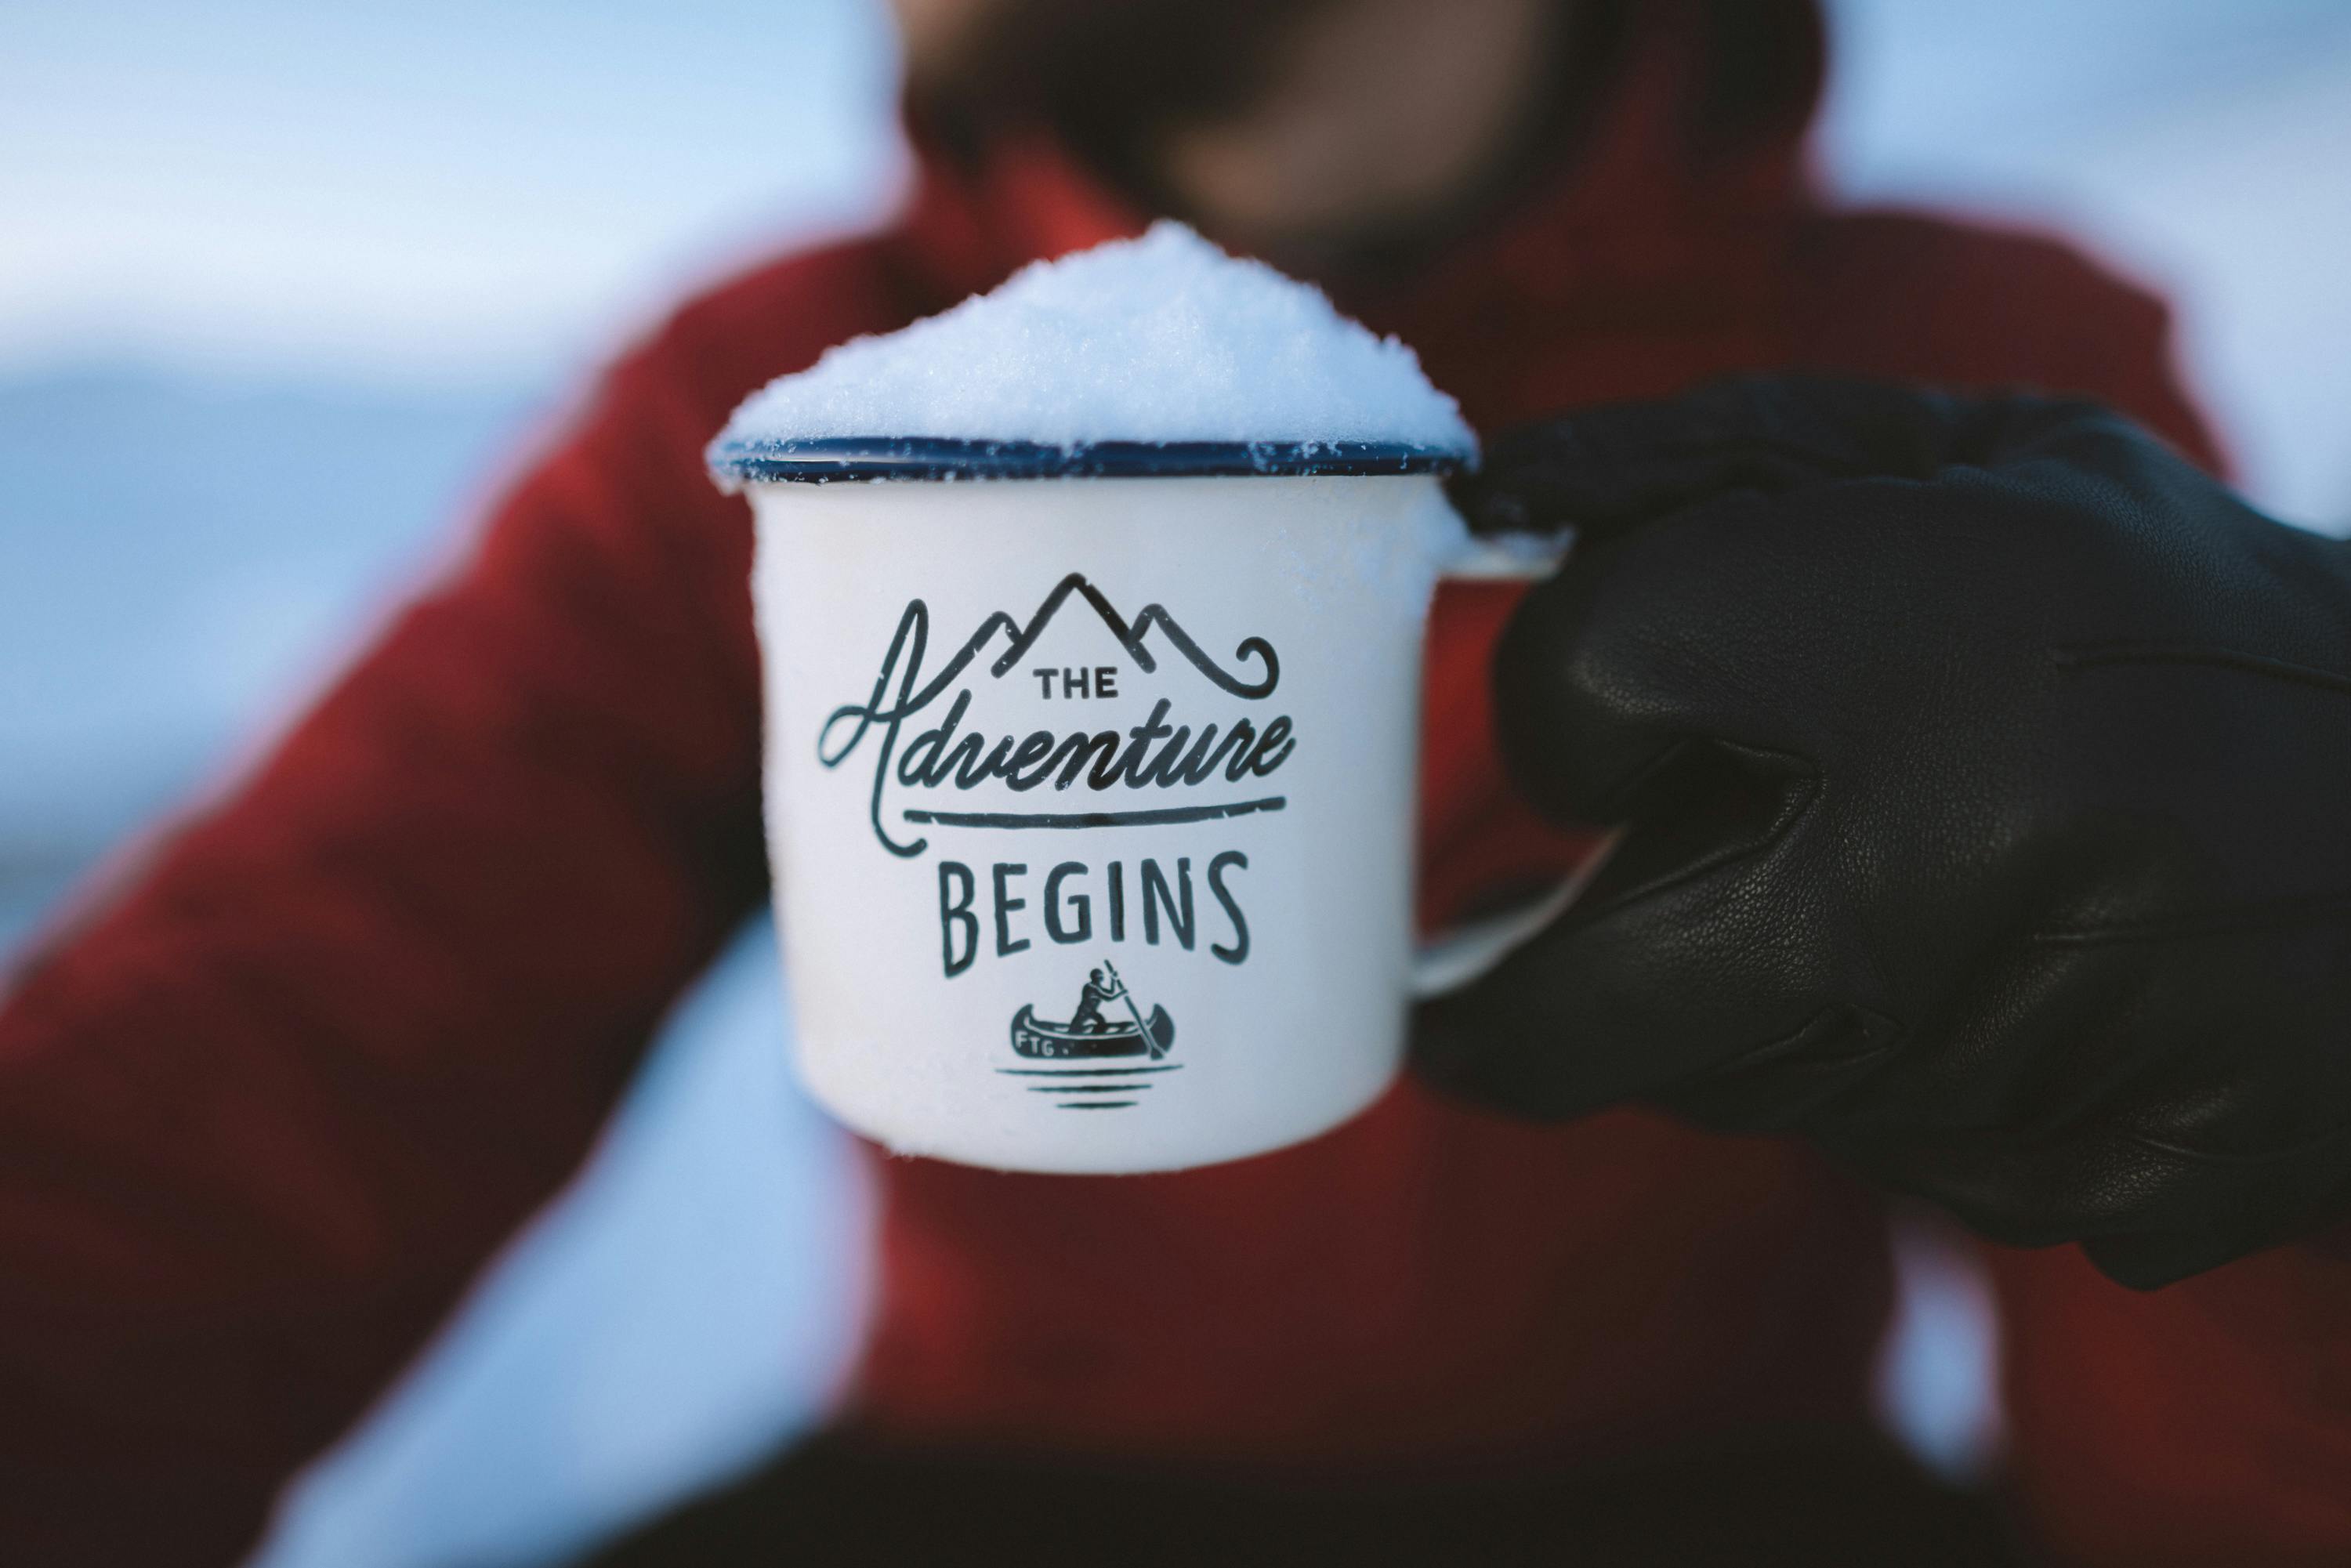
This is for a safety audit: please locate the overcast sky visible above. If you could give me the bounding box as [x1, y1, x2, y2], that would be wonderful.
[6, 0, 2350, 516]
[0, 0, 902, 381]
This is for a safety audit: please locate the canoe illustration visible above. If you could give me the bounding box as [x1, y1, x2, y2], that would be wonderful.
[1009, 1001, 1176, 1060]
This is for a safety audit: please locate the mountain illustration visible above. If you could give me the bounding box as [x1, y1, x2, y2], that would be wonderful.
[828, 576, 1281, 755]
[971, 573, 1278, 698]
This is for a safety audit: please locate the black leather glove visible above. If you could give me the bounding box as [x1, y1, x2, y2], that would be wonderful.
[1418, 375, 2351, 1288]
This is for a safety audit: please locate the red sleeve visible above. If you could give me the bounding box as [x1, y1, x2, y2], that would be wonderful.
[0, 247, 900, 1564]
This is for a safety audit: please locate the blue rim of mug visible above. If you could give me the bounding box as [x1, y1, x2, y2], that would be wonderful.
[708, 436, 1469, 484]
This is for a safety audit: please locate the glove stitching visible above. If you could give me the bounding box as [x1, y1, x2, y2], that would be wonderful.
[2027, 892, 2351, 947]
[1572, 755, 1823, 925]
[2117, 1121, 2351, 1172]
[1587, 734, 1701, 821]
[2053, 641, 2351, 699]
[1709, 1002, 1905, 1077]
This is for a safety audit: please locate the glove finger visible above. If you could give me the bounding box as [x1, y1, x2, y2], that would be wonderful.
[2078, 1181, 2351, 1291]
[2076, 1118, 2351, 1289]
[1843, 1120, 2351, 1289]
[1413, 744, 1836, 1119]
[1487, 485, 1860, 824]
[1843, 1129, 2159, 1252]
[1452, 374, 1984, 547]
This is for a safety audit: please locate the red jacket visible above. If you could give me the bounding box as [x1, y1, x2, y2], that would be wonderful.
[6, 13, 2347, 1566]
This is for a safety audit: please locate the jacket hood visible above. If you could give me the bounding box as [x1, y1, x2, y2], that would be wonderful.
[893, 0, 1824, 288]
[889, 0, 1827, 435]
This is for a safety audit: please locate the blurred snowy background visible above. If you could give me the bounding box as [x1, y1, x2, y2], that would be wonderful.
[3, 2, 2349, 1563]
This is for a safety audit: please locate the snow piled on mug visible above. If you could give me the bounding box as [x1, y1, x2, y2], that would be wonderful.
[712, 221, 1476, 465]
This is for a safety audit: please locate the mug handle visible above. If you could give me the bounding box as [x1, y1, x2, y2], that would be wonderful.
[1408, 523, 1618, 1000]
[1408, 829, 1624, 999]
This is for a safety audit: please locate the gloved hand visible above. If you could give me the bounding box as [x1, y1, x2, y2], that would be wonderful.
[1418, 375, 2351, 1288]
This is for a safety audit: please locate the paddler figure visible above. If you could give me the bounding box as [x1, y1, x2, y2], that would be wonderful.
[1068, 967, 1126, 1034]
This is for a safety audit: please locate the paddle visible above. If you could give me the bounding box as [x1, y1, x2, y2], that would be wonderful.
[1101, 959, 1168, 1060]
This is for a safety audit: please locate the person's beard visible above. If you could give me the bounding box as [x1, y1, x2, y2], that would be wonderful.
[903, 0, 1342, 196]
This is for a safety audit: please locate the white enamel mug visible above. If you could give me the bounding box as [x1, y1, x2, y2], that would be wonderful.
[714, 436, 1590, 1175]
